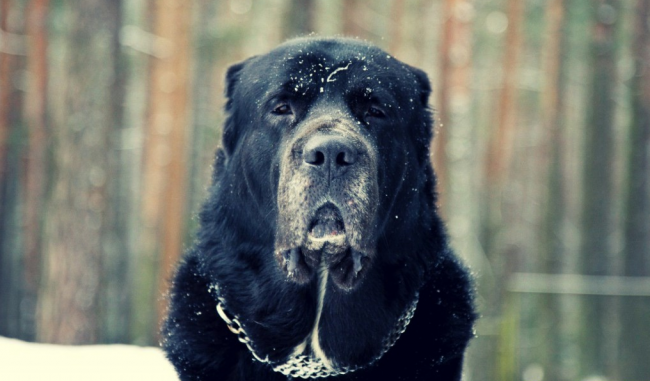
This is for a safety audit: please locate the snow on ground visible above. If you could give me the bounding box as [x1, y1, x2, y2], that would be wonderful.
[0, 336, 179, 381]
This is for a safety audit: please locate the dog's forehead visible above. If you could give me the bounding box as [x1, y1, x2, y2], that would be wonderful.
[243, 39, 415, 95]
[270, 38, 391, 70]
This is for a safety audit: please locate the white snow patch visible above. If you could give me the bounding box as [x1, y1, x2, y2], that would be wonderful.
[0, 336, 178, 381]
[326, 62, 352, 83]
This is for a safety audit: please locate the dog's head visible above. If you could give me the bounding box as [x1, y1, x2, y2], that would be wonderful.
[217, 38, 434, 291]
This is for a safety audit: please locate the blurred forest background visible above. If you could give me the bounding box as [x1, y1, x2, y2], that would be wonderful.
[0, 0, 649, 380]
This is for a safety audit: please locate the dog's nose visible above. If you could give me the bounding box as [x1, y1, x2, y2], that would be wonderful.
[303, 135, 357, 176]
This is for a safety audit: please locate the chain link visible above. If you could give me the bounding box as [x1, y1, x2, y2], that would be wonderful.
[213, 283, 419, 379]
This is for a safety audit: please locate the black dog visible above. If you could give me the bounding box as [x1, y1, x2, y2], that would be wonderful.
[162, 37, 476, 381]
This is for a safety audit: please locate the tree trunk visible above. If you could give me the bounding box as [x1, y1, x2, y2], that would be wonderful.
[283, 0, 315, 39]
[243, 0, 285, 56]
[138, 0, 193, 341]
[388, 0, 405, 56]
[0, 0, 13, 337]
[0, 0, 11, 180]
[435, 0, 474, 215]
[481, 1, 524, 379]
[119, 0, 152, 345]
[186, 0, 219, 231]
[433, 0, 454, 212]
[540, 1, 576, 380]
[0, 0, 27, 339]
[342, 0, 368, 39]
[485, 0, 524, 186]
[579, 0, 620, 376]
[619, 0, 650, 379]
[436, 1, 482, 379]
[37, 0, 121, 344]
[542, 0, 568, 277]
[98, 0, 129, 344]
[21, 0, 50, 342]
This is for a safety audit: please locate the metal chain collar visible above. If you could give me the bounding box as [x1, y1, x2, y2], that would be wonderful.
[212, 283, 419, 379]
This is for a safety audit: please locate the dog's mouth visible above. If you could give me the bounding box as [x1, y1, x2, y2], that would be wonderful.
[307, 203, 346, 240]
[275, 203, 372, 290]
[303, 203, 349, 259]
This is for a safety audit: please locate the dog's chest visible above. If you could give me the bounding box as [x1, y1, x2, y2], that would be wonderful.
[213, 268, 419, 379]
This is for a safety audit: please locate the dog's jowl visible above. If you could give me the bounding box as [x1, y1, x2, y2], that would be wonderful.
[162, 37, 477, 381]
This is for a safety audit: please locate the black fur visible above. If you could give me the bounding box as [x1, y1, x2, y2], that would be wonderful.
[162, 37, 476, 381]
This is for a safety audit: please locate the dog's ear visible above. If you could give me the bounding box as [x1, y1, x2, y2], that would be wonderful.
[404, 65, 434, 168]
[224, 56, 256, 111]
[222, 57, 256, 155]
[408, 65, 432, 108]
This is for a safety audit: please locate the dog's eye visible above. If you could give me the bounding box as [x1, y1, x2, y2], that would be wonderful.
[365, 106, 385, 119]
[273, 104, 293, 115]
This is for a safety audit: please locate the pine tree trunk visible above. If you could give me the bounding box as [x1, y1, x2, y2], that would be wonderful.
[619, 1, 650, 379]
[0, 0, 13, 336]
[482, 1, 524, 378]
[539, 1, 577, 380]
[119, 0, 152, 345]
[0, 0, 27, 339]
[436, 1, 482, 379]
[485, 0, 524, 186]
[579, 0, 620, 376]
[186, 0, 219, 227]
[434, 0, 454, 214]
[0, 0, 12, 180]
[284, 0, 315, 39]
[342, 0, 368, 39]
[388, 0, 405, 56]
[98, 0, 129, 344]
[138, 0, 193, 341]
[37, 0, 121, 344]
[21, 0, 50, 342]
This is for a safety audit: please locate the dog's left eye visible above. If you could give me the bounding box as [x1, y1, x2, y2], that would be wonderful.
[273, 104, 293, 115]
[365, 106, 385, 119]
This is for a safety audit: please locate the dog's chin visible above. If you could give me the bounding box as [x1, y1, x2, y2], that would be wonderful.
[276, 205, 373, 291]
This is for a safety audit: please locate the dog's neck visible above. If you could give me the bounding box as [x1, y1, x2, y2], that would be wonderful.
[212, 276, 419, 378]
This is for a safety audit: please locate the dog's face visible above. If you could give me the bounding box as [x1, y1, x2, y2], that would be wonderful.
[221, 38, 433, 291]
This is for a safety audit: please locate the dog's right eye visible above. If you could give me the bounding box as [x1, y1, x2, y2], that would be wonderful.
[366, 106, 386, 119]
[273, 104, 293, 115]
